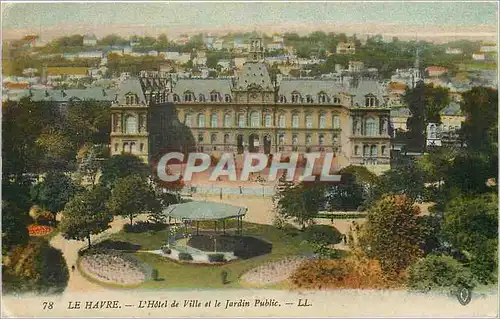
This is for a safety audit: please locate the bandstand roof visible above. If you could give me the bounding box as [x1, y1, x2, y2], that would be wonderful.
[162, 201, 247, 221]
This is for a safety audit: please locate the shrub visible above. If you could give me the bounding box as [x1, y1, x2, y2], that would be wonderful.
[303, 224, 342, 245]
[208, 253, 226, 263]
[124, 221, 168, 233]
[161, 246, 172, 254]
[178, 252, 193, 261]
[151, 269, 159, 281]
[220, 270, 229, 284]
[408, 254, 476, 291]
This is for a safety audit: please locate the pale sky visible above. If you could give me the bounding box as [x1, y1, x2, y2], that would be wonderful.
[2, 1, 498, 30]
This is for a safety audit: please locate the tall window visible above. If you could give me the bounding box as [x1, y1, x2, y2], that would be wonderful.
[429, 124, 437, 139]
[224, 134, 230, 144]
[265, 114, 272, 127]
[198, 114, 205, 127]
[185, 114, 192, 127]
[292, 134, 298, 145]
[306, 114, 313, 128]
[365, 96, 376, 107]
[319, 134, 325, 145]
[211, 133, 217, 144]
[333, 96, 341, 104]
[305, 134, 312, 145]
[292, 93, 300, 103]
[354, 145, 360, 155]
[224, 113, 232, 127]
[238, 114, 245, 128]
[279, 114, 285, 128]
[125, 115, 137, 133]
[173, 94, 180, 102]
[319, 113, 326, 129]
[381, 145, 387, 156]
[211, 113, 218, 128]
[250, 111, 260, 128]
[365, 118, 376, 136]
[279, 95, 286, 103]
[292, 114, 299, 128]
[278, 134, 285, 145]
[363, 145, 370, 157]
[318, 94, 327, 103]
[210, 92, 219, 102]
[333, 115, 340, 129]
[370, 145, 378, 156]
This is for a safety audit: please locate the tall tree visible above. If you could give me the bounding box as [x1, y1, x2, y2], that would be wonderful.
[359, 195, 423, 275]
[99, 154, 150, 188]
[107, 174, 160, 225]
[60, 187, 112, 247]
[30, 172, 82, 215]
[442, 194, 498, 283]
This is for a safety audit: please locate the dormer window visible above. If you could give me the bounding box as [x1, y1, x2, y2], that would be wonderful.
[291, 92, 301, 103]
[224, 94, 232, 102]
[184, 92, 194, 102]
[365, 95, 377, 107]
[125, 94, 137, 105]
[199, 94, 206, 102]
[306, 95, 314, 103]
[318, 93, 328, 103]
[279, 95, 287, 103]
[210, 92, 219, 102]
[173, 94, 180, 102]
[333, 96, 341, 104]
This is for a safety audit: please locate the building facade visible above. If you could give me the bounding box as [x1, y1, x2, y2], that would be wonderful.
[110, 37, 392, 174]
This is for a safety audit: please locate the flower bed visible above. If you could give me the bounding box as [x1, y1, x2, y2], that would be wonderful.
[240, 256, 308, 286]
[28, 225, 54, 236]
[80, 249, 150, 285]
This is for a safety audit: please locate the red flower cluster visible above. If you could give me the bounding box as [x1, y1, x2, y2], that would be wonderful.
[28, 224, 54, 236]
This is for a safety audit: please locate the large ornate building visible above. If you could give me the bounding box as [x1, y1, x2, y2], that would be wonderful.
[110, 37, 392, 173]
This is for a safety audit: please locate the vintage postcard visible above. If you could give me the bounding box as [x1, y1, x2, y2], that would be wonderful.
[1, 1, 498, 317]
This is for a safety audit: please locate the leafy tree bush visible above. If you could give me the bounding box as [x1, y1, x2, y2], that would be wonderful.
[442, 194, 498, 283]
[99, 154, 150, 188]
[208, 253, 226, 263]
[359, 195, 423, 275]
[407, 254, 475, 291]
[178, 252, 193, 261]
[31, 172, 82, 215]
[303, 225, 342, 245]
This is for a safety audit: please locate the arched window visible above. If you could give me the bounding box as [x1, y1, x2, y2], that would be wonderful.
[318, 93, 327, 103]
[306, 95, 314, 103]
[173, 94, 180, 102]
[125, 115, 137, 133]
[123, 142, 128, 153]
[292, 113, 299, 128]
[365, 118, 376, 136]
[279, 114, 286, 128]
[238, 114, 245, 128]
[198, 114, 205, 127]
[224, 94, 231, 102]
[291, 92, 301, 103]
[250, 111, 260, 128]
[211, 113, 218, 128]
[210, 92, 219, 102]
[126, 95, 131, 105]
[365, 96, 376, 107]
[370, 145, 378, 157]
[305, 114, 313, 128]
[381, 145, 387, 156]
[211, 133, 217, 144]
[319, 134, 325, 145]
[224, 134, 230, 144]
[130, 142, 136, 153]
[319, 113, 326, 129]
[185, 114, 192, 127]
[265, 114, 272, 128]
[278, 134, 285, 145]
[224, 113, 232, 128]
[114, 143, 119, 152]
[333, 96, 341, 104]
[184, 92, 193, 102]
[333, 115, 340, 129]
[199, 94, 206, 102]
[279, 95, 287, 103]
[429, 124, 437, 139]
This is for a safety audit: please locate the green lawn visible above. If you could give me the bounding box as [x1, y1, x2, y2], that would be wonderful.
[104, 222, 314, 289]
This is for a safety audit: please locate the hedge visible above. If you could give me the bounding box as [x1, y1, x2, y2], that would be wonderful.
[208, 253, 226, 263]
[178, 252, 193, 261]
